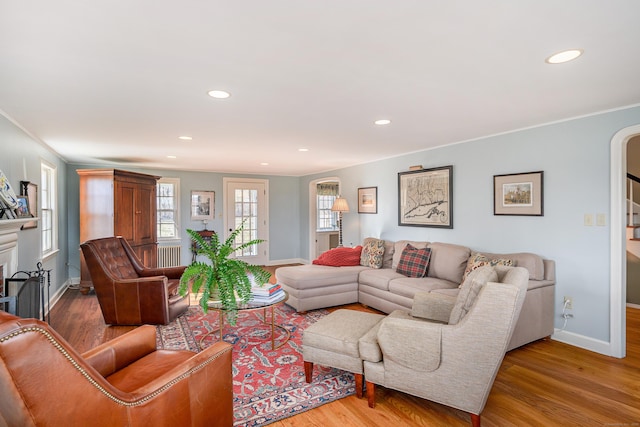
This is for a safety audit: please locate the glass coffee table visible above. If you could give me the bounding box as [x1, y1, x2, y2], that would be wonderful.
[205, 291, 290, 350]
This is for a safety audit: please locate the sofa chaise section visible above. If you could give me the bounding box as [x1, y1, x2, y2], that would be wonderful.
[277, 264, 368, 312]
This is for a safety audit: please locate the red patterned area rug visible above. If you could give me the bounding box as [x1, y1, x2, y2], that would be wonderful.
[156, 304, 356, 426]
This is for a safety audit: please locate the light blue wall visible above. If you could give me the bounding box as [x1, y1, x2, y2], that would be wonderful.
[4, 104, 640, 347]
[301, 106, 640, 343]
[0, 115, 69, 300]
[66, 165, 302, 271]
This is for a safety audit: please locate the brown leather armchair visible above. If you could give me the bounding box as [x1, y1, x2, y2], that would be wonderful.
[0, 311, 233, 426]
[81, 236, 189, 325]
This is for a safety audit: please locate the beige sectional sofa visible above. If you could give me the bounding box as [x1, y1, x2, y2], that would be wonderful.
[276, 239, 555, 351]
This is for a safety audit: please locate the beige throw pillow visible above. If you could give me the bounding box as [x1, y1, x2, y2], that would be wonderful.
[461, 252, 513, 285]
[449, 266, 498, 325]
[360, 238, 385, 268]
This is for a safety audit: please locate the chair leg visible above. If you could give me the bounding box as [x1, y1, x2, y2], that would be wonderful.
[366, 381, 375, 408]
[304, 361, 313, 383]
[470, 413, 481, 427]
[354, 373, 363, 398]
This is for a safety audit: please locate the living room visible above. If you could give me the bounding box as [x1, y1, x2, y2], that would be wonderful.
[2, 2, 640, 425]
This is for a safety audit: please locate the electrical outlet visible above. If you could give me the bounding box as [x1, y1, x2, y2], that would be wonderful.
[564, 296, 573, 310]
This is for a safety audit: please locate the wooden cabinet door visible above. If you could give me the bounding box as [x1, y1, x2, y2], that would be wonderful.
[136, 243, 157, 268]
[134, 183, 156, 245]
[114, 181, 135, 242]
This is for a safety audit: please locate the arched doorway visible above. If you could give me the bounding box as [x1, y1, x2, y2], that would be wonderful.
[610, 124, 640, 358]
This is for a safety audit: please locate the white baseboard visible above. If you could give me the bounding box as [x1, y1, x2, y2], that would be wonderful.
[552, 329, 615, 357]
[44, 279, 71, 316]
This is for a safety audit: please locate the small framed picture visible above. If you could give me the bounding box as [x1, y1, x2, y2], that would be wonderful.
[493, 171, 544, 216]
[15, 195, 32, 218]
[20, 181, 38, 229]
[191, 190, 215, 220]
[358, 187, 378, 214]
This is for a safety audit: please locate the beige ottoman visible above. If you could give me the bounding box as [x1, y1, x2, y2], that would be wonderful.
[303, 309, 385, 398]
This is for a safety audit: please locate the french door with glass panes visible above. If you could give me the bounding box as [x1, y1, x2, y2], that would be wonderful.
[223, 178, 269, 265]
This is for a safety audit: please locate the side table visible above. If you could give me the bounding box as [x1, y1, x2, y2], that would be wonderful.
[205, 291, 290, 350]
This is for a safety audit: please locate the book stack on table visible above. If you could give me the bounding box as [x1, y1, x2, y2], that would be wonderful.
[250, 283, 284, 303]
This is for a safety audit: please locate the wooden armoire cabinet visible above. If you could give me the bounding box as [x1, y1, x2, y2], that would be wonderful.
[78, 169, 160, 294]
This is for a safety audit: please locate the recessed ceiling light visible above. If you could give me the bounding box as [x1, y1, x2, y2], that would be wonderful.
[298, 148, 309, 152]
[375, 119, 391, 125]
[167, 155, 177, 159]
[208, 90, 231, 99]
[545, 49, 583, 64]
[260, 162, 269, 166]
[178, 136, 192, 140]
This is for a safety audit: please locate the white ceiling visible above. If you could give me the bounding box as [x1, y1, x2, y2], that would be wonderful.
[1, 1, 640, 176]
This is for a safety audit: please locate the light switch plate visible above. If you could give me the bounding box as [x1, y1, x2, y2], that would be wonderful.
[584, 214, 594, 226]
[596, 213, 606, 226]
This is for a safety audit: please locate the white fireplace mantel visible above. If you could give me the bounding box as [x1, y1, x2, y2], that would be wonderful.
[0, 218, 33, 278]
[0, 218, 34, 234]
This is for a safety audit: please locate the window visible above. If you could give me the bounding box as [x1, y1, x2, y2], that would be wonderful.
[234, 188, 259, 256]
[41, 162, 57, 257]
[157, 178, 180, 240]
[316, 182, 339, 231]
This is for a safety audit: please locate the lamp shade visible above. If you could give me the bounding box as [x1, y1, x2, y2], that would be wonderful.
[331, 196, 350, 213]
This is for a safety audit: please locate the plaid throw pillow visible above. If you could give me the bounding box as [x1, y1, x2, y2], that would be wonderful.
[396, 244, 432, 278]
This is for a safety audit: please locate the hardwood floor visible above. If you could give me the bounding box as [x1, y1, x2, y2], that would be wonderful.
[49, 266, 640, 426]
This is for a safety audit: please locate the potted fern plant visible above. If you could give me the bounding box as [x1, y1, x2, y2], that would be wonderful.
[179, 222, 271, 325]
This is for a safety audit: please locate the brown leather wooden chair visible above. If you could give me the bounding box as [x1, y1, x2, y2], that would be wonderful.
[81, 236, 189, 325]
[0, 311, 233, 426]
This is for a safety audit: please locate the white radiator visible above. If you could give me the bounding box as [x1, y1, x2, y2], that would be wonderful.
[157, 245, 182, 267]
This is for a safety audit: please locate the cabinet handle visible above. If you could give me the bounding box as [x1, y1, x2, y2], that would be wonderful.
[135, 211, 142, 214]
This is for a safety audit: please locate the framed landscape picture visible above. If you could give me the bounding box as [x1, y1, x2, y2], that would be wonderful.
[493, 171, 544, 216]
[398, 165, 453, 228]
[358, 187, 377, 214]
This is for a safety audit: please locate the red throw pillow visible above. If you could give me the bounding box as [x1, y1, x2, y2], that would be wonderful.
[313, 246, 363, 266]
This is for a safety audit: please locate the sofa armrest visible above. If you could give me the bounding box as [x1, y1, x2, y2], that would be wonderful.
[128, 341, 233, 397]
[139, 265, 187, 279]
[543, 259, 555, 282]
[377, 316, 442, 372]
[114, 276, 168, 288]
[411, 291, 455, 323]
[83, 325, 157, 377]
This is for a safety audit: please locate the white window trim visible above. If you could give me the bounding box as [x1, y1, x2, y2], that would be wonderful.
[316, 194, 339, 232]
[157, 177, 181, 242]
[40, 160, 58, 258]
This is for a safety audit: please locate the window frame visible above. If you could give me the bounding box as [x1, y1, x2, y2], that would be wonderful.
[40, 161, 58, 259]
[157, 177, 181, 242]
[316, 194, 339, 232]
